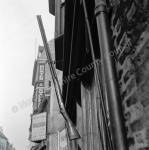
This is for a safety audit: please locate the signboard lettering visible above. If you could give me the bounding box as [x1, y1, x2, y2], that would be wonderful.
[37, 88, 44, 108]
[38, 63, 45, 82]
[31, 112, 47, 141]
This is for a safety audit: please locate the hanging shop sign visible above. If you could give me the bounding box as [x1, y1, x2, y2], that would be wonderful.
[31, 112, 47, 141]
[59, 128, 68, 150]
[37, 87, 44, 108]
[0, 137, 7, 150]
[36, 61, 46, 108]
[38, 61, 45, 87]
[38, 62, 45, 82]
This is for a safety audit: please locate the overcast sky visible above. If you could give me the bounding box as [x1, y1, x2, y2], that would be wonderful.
[0, 0, 54, 150]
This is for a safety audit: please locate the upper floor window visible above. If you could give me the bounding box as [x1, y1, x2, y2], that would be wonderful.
[60, 0, 65, 34]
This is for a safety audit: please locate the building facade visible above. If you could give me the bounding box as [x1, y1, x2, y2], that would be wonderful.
[0, 127, 15, 150]
[29, 40, 69, 150]
[7, 143, 15, 150]
[48, 0, 149, 150]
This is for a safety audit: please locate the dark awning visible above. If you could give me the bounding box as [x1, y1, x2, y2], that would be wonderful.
[62, 0, 99, 121]
[62, 0, 86, 121]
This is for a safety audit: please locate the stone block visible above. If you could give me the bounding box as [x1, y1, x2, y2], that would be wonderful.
[126, 2, 136, 23]
[136, 65, 149, 86]
[127, 137, 135, 147]
[121, 90, 127, 101]
[124, 66, 135, 84]
[126, 94, 138, 107]
[141, 96, 149, 107]
[124, 111, 131, 121]
[130, 119, 144, 132]
[127, 78, 136, 95]
[111, 0, 149, 149]
[139, 78, 149, 97]
[130, 103, 143, 123]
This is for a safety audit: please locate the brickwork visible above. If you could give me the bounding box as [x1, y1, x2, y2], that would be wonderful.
[111, 0, 149, 149]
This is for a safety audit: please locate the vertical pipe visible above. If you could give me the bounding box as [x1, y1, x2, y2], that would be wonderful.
[55, 0, 61, 38]
[85, 89, 91, 150]
[94, 1, 128, 150]
[88, 93, 94, 150]
[81, 85, 88, 150]
[89, 89, 101, 150]
[82, 0, 113, 149]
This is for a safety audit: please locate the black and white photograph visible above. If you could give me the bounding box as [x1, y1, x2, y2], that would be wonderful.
[0, 0, 149, 150]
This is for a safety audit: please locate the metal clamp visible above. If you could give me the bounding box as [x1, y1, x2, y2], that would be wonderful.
[94, 1, 108, 16]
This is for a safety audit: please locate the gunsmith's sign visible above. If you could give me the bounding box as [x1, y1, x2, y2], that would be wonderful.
[31, 112, 47, 141]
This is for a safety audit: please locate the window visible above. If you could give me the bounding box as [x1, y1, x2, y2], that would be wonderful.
[60, 0, 65, 34]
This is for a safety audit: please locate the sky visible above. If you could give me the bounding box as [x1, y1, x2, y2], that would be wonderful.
[0, 0, 54, 150]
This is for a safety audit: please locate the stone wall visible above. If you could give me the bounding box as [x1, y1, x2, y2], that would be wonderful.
[111, 0, 149, 149]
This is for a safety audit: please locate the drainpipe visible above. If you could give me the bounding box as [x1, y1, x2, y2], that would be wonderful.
[94, 0, 128, 150]
[82, 0, 113, 149]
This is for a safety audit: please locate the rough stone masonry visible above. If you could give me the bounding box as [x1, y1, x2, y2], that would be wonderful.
[111, 0, 149, 149]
